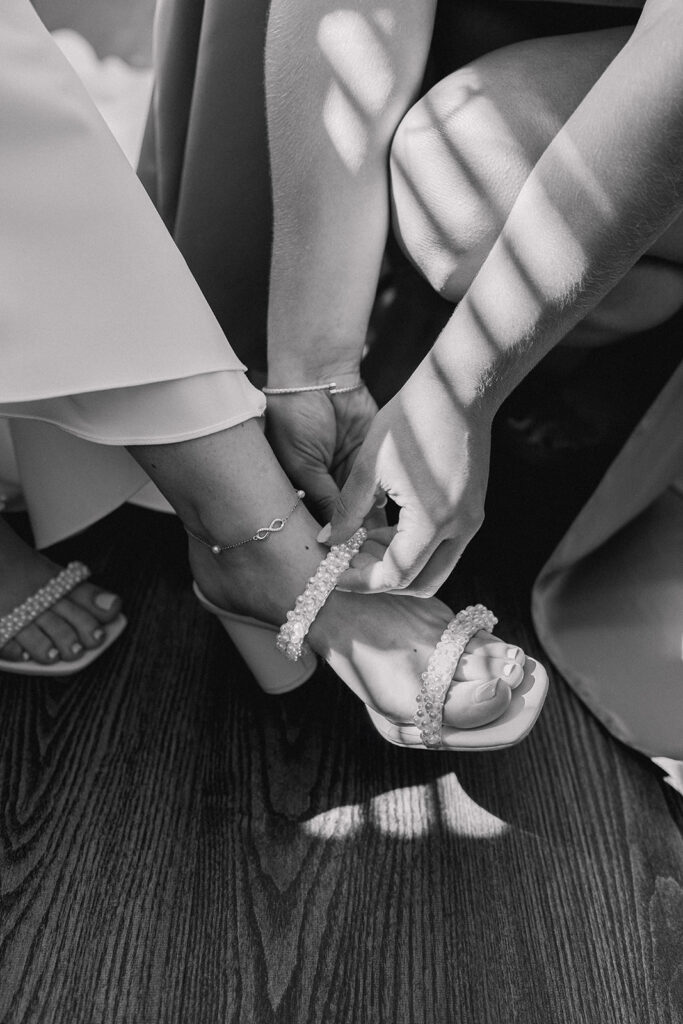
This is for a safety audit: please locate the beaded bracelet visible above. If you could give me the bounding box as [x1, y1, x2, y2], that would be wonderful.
[0, 562, 91, 648]
[275, 527, 367, 661]
[263, 381, 364, 396]
[414, 604, 497, 748]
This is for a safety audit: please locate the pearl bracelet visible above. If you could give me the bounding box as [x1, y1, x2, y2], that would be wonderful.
[276, 527, 367, 661]
[414, 604, 497, 748]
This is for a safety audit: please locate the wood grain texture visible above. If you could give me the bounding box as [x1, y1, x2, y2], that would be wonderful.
[2, 307, 683, 1024]
[0, 490, 680, 1024]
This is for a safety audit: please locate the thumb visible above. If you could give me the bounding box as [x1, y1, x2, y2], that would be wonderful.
[317, 460, 377, 546]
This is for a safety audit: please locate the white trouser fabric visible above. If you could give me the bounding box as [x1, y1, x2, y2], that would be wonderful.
[0, 0, 264, 546]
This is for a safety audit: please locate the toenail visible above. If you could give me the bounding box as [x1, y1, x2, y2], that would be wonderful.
[92, 628, 105, 641]
[94, 592, 117, 611]
[47, 648, 59, 661]
[475, 679, 500, 703]
[502, 662, 523, 687]
[71, 642, 84, 655]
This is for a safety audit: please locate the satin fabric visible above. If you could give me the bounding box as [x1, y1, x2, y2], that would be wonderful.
[139, 0, 272, 374]
[0, 0, 264, 547]
[533, 360, 683, 761]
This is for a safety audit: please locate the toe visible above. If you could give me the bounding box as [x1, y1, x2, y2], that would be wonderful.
[36, 610, 85, 662]
[14, 624, 61, 665]
[68, 582, 122, 623]
[52, 598, 107, 649]
[444, 676, 513, 730]
[454, 632, 526, 689]
[0, 639, 26, 663]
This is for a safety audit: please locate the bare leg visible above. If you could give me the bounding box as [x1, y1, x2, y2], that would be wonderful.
[129, 420, 522, 731]
[390, 27, 683, 345]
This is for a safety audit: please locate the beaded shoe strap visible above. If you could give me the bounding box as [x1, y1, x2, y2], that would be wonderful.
[276, 527, 367, 661]
[0, 561, 91, 648]
[414, 604, 498, 748]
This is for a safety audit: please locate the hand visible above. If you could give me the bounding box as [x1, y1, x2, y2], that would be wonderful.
[320, 357, 494, 596]
[266, 384, 379, 522]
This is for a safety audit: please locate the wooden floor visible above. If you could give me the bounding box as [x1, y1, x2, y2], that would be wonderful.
[1, 337, 682, 1023]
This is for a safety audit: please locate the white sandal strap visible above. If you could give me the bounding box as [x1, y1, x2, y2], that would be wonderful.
[0, 561, 91, 647]
[275, 528, 367, 661]
[414, 604, 497, 748]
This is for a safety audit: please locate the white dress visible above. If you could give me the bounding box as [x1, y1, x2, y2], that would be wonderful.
[0, 0, 264, 547]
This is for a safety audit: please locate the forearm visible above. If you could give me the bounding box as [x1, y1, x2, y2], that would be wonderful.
[265, 0, 436, 384]
[431, 0, 683, 413]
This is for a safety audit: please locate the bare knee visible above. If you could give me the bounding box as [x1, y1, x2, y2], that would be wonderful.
[565, 258, 683, 347]
[390, 61, 544, 301]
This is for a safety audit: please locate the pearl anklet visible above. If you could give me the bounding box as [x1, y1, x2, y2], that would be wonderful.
[276, 527, 367, 661]
[414, 604, 497, 748]
[185, 491, 306, 555]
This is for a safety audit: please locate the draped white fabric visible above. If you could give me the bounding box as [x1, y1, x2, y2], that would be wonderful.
[0, 0, 264, 546]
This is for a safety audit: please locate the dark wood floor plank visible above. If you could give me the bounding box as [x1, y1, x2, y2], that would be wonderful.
[0, 494, 681, 1024]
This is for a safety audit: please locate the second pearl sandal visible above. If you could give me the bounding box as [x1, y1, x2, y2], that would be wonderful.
[0, 561, 127, 677]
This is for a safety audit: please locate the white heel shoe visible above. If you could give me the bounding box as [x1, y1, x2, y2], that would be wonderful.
[365, 656, 549, 751]
[193, 583, 318, 694]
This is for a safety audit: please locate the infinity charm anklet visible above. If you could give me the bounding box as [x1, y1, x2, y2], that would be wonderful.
[185, 490, 306, 555]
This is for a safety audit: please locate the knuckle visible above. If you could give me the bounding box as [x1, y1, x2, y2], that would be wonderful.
[383, 568, 412, 591]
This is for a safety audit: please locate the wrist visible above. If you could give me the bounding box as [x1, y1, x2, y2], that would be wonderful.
[266, 342, 363, 391]
[428, 303, 520, 418]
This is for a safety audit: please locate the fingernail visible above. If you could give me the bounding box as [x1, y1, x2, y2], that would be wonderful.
[502, 662, 523, 687]
[47, 648, 59, 661]
[507, 646, 521, 661]
[94, 592, 117, 611]
[316, 524, 332, 545]
[92, 628, 105, 642]
[71, 642, 84, 655]
[475, 679, 500, 703]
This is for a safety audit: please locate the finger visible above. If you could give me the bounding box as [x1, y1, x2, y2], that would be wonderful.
[363, 504, 388, 534]
[335, 524, 438, 594]
[293, 465, 343, 523]
[318, 458, 378, 547]
[385, 538, 462, 597]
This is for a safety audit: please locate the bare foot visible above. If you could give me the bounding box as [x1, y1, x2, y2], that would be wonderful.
[0, 518, 123, 666]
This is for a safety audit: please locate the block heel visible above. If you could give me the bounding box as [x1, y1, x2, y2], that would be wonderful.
[193, 583, 318, 693]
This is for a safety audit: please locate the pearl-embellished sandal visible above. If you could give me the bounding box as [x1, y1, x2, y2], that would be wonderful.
[194, 528, 549, 750]
[0, 562, 127, 676]
[195, 584, 548, 750]
[365, 656, 548, 751]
